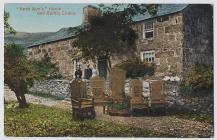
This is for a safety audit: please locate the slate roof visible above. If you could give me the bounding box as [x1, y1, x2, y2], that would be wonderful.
[27, 26, 80, 48]
[132, 4, 188, 22]
[27, 4, 188, 48]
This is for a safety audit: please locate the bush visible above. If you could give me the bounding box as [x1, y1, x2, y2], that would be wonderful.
[31, 53, 62, 79]
[179, 64, 213, 96]
[115, 58, 155, 78]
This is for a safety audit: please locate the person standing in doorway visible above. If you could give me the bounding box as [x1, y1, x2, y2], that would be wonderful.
[84, 64, 92, 80]
[92, 64, 98, 77]
[75, 66, 82, 80]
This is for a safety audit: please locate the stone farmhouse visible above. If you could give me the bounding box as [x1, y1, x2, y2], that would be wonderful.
[27, 4, 213, 80]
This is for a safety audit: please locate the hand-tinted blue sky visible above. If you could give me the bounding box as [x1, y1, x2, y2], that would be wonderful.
[5, 3, 99, 33]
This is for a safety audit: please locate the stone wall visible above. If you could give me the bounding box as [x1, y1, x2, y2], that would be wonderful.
[29, 80, 71, 99]
[182, 4, 213, 75]
[164, 81, 213, 115]
[126, 79, 213, 115]
[27, 38, 77, 80]
[132, 13, 183, 77]
[164, 81, 179, 105]
[29, 78, 213, 115]
[27, 38, 98, 80]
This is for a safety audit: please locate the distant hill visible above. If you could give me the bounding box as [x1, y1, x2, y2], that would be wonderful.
[4, 26, 78, 49]
[4, 32, 53, 48]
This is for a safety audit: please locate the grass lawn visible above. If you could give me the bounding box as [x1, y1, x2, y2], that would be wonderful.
[4, 102, 172, 137]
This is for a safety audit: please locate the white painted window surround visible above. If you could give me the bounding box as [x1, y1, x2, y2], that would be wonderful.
[143, 21, 154, 39]
[140, 50, 155, 63]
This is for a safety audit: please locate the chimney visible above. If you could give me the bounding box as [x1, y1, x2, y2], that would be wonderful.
[83, 5, 101, 25]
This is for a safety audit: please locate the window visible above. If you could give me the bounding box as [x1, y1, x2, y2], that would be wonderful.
[143, 21, 154, 39]
[157, 16, 169, 22]
[140, 50, 155, 63]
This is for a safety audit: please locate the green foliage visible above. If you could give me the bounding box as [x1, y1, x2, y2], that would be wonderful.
[112, 102, 128, 111]
[4, 43, 39, 93]
[115, 59, 155, 78]
[4, 11, 16, 34]
[4, 103, 172, 137]
[73, 4, 159, 61]
[31, 53, 61, 79]
[179, 64, 213, 95]
[4, 12, 31, 108]
[74, 13, 137, 61]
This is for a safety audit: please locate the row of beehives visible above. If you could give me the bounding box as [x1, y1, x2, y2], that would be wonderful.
[87, 68, 168, 114]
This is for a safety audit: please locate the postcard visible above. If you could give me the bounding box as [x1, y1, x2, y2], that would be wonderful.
[2, 1, 214, 138]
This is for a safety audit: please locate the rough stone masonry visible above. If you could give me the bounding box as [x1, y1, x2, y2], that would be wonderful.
[29, 80, 71, 99]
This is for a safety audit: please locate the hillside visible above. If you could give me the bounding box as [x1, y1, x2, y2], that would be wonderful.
[4, 32, 53, 48]
[4, 26, 78, 49]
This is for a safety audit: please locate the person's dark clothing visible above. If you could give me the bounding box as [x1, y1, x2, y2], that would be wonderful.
[75, 69, 82, 79]
[84, 68, 92, 80]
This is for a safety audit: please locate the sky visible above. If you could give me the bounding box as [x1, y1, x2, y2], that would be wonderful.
[4, 3, 99, 33]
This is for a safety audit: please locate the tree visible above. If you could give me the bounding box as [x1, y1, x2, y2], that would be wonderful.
[4, 12, 42, 108]
[5, 47, 60, 108]
[73, 4, 159, 67]
[4, 11, 31, 108]
[4, 11, 16, 34]
[4, 44, 39, 108]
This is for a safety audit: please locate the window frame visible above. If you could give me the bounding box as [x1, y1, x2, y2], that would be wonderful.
[140, 50, 155, 63]
[143, 21, 154, 39]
